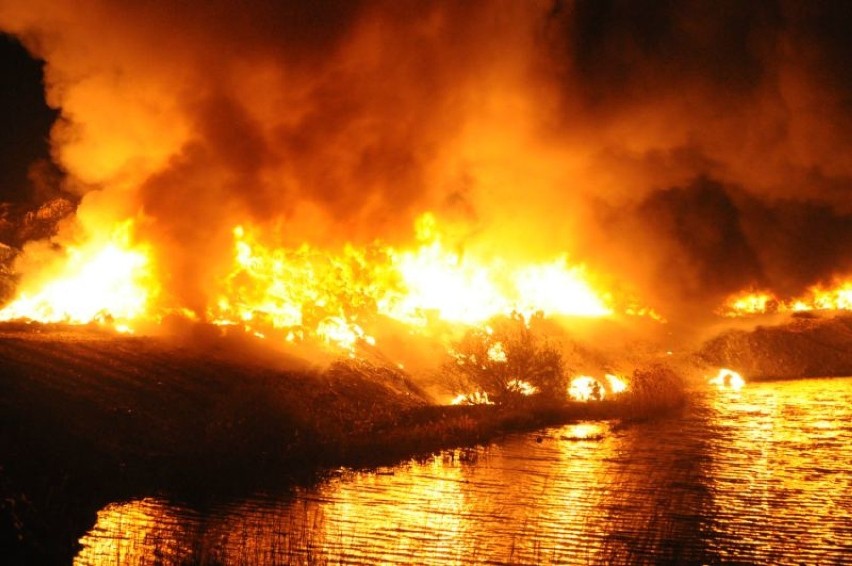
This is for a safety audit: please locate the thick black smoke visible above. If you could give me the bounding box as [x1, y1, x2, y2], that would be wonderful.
[535, 0, 852, 316]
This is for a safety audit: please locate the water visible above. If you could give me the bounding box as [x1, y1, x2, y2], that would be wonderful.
[75, 377, 852, 565]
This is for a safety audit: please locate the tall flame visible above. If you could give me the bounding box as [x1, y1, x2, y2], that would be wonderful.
[0, 220, 155, 329]
[0, 212, 660, 354]
[205, 213, 624, 349]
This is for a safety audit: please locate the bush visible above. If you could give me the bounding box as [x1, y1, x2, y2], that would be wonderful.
[623, 363, 688, 417]
[442, 313, 566, 405]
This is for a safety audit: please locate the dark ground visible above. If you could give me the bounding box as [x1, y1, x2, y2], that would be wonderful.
[697, 313, 852, 379]
[0, 323, 641, 563]
[1, 313, 849, 563]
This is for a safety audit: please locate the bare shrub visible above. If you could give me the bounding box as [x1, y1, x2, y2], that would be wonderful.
[442, 313, 566, 405]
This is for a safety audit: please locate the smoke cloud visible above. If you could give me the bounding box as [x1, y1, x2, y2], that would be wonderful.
[1, 0, 850, 321]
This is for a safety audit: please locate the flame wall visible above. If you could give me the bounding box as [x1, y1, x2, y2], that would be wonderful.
[1, 0, 850, 324]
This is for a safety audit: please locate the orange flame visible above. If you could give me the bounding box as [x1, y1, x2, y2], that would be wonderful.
[0, 220, 156, 330]
[721, 278, 852, 317]
[709, 368, 745, 390]
[568, 373, 629, 402]
[568, 376, 606, 402]
[604, 373, 629, 394]
[206, 214, 624, 349]
[450, 391, 494, 406]
[382, 214, 612, 326]
[507, 378, 539, 396]
[0, 213, 661, 355]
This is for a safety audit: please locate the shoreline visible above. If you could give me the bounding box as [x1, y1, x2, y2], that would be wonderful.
[3, 314, 851, 562]
[0, 325, 685, 563]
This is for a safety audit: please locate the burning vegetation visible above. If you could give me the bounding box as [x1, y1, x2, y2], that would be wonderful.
[0, 2, 849, 441]
[721, 279, 852, 317]
[0, 1, 850, 344]
[3, 4, 852, 561]
[0, 0, 851, 485]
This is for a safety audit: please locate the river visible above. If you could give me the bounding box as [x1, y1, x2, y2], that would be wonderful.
[75, 377, 852, 565]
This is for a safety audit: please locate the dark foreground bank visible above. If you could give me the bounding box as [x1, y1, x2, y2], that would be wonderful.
[0, 324, 686, 563]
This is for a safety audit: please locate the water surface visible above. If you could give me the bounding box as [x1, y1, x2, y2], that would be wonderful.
[76, 377, 852, 565]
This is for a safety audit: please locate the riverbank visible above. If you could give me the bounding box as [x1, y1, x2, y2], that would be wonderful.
[698, 312, 852, 379]
[0, 323, 687, 563]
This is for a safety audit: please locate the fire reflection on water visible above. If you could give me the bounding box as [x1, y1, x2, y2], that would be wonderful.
[75, 498, 196, 565]
[75, 378, 852, 565]
[706, 379, 852, 563]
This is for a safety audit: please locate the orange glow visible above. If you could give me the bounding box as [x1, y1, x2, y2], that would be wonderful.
[384, 214, 612, 326]
[450, 391, 493, 406]
[721, 278, 852, 316]
[723, 291, 777, 315]
[709, 368, 746, 390]
[205, 214, 627, 350]
[568, 376, 606, 402]
[568, 373, 629, 402]
[0, 220, 155, 331]
[604, 373, 629, 395]
[486, 341, 507, 363]
[0, 212, 661, 356]
[507, 378, 539, 396]
[75, 498, 192, 565]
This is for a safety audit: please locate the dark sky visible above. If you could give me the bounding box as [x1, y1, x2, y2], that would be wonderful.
[0, 33, 56, 204]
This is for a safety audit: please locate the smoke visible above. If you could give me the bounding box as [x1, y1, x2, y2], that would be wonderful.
[531, 0, 852, 319]
[1, 0, 850, 321]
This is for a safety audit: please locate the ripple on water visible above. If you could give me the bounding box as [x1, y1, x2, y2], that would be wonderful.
[75, 377, 852, 565]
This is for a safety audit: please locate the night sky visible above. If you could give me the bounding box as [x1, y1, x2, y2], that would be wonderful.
[0, 33, 55, 204]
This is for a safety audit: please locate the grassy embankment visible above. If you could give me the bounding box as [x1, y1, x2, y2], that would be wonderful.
[698, 313, 852, 379]
[0, 323, 687, 562]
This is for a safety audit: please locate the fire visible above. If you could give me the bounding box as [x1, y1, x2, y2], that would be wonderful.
[486, 341, 507, 363]
[568, 376, 605, 402]
[209, 225, 386, 351]
[568, 373, 630, 402]
[604, 373, 629, 394]
[383, 214, 612, 326]
[0, 212, 657, 356]
[0, 220, 155, 330]
[206, 214, 621, 349]
[507, 379, 539, 396]
[450, 391, 493, 406]
[722, 278, 852, 316]
[709, 368, 745, 390]
[449, 379, 538, 406]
